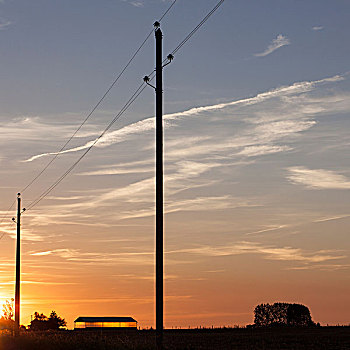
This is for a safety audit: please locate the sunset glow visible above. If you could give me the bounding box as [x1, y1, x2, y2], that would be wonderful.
[0, 0, 349, 332]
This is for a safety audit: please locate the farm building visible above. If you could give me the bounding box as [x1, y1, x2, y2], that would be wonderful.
[74, 317, 137, 330]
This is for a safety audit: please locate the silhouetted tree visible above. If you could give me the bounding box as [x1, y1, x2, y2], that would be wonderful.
[286, 304, 314, 327]
[254, 303, 315, 327]
[0, 299, 15, 330]
[2, 298, 14, 321]
[29, 312, 48, 331]
[29, 311, 66, 331]
[47, 311, 66, 330]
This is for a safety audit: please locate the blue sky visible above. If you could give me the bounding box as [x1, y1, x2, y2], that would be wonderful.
[0, 0, 350, 328]
[1, 0, 349, 115]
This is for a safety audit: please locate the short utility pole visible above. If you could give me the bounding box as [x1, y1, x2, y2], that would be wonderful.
[13, 193, 25, 336]
[144, 22, 173, 350]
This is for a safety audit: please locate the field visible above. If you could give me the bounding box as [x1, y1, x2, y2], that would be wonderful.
[1, 327, 350, 350]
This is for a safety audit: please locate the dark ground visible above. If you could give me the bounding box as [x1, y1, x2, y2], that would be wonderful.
[1, 327, 350, 350]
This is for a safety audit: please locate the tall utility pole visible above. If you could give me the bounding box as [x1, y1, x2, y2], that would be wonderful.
[155, 26, 164, 350]
[15, 192, 21, 335]
[145, 22, 172, 350]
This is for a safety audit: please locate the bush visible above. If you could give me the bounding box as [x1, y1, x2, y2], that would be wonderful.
[254, 303, 315, 328]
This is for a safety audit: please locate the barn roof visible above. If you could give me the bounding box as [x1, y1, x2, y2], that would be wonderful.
[74, 317, 137, 323]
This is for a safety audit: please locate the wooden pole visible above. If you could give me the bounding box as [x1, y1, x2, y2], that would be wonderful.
[155, 27, 164, 350]
[15, 193, 21, 335]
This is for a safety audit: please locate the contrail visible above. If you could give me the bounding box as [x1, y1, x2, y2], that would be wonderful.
[24, 74, 344, 162]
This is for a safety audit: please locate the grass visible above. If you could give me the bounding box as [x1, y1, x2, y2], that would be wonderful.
[1, 327, 350, 350]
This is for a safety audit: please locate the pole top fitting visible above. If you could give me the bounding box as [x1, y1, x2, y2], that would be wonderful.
[153, 21, 160, 29]
[167, 54, 174, 62]
[17, 193, 21, 197]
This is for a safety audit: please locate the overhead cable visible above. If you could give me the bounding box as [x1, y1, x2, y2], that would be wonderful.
[19, 0, 178, 194]
[171, 0, 224, 55]
[0, 0, 178, 237]
[25, 76, 154, 211]
[0, 199, 16, 238]
[24, 0, 225, 211]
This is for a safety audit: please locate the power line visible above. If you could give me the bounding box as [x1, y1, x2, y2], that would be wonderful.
[171, 0, 224, 56]
[0, 0, 178, 239]
[19, 0, 178, 195]
[0, 199, 16, 239]
[159, 0, 177, 22]
[24, 0, 225, 212]
[0, 198, 16, 225]
[25, 77, 154, 211]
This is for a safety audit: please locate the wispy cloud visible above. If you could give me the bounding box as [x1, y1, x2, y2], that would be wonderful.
[312, 26, 324, 31]
[120, 195, 256, 220]
[30, 248, 78, 258]
[288, 264, 350, 271]
[287, 167, 350, 189]
[130, 1, 144, 7]
[169, 241, 345, 264]
[122, 0, 144, 7]
[0, 18, 11, 30]
[24, 74, 344, 162]
[236, 145, 291, 157]
[79, 159, 153, 176]
[29, 242, 345, 267]
[18, 73, 350, 225]
[29, 248, 154, 265]
[245, 225, 288, 236]
[25, 294, 192, 306]
[313, 214, 350, 223]
[0, 280, 77, 285]
[37, 159, 256, 221]
[0, 116, 98, 145]
[254, 34, 290, 57]
[0, 223, 46, 242]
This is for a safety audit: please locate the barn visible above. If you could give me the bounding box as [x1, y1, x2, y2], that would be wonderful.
[74, 317, 137, 330]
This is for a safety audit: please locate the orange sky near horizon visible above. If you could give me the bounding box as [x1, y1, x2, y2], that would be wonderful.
[1, 210, 350, 329]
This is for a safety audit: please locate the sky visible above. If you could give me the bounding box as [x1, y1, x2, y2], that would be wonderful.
[0, 0, 350, 329]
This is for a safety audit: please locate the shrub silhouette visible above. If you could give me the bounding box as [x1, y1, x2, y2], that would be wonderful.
[254, 303, 315, 327]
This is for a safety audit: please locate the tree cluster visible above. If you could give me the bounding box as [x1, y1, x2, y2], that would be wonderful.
[29, 311, 67, 331]
[254, 303, 315, 328]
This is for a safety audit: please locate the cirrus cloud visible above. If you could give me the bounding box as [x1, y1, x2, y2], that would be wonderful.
[23, 74, 344, 162]
[287, 167, 350, 189]
[254, 34, 290, 57]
